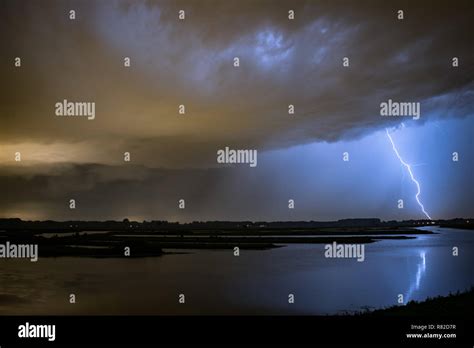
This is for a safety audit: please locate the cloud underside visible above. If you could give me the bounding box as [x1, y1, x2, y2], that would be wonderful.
[0, 0, 473, 169]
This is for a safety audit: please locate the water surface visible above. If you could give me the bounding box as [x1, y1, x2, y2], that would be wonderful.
[0, 227, 473, 315]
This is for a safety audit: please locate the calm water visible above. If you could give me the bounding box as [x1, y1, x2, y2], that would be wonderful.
[0, 227, 473, 315]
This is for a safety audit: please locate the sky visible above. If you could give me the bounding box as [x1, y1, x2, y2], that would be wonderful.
[0, 0, 473, 221]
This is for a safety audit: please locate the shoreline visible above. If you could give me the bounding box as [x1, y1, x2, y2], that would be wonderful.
[361, 288, 474, 317]
[0, 226, 429, 258]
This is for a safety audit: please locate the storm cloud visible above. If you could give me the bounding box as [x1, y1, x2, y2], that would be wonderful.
[0, 0, 473, 220]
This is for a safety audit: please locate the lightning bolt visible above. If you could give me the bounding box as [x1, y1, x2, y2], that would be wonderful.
[386, 128, 433, 220]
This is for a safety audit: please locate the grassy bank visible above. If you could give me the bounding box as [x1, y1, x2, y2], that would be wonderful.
[364, 288, 474, 316]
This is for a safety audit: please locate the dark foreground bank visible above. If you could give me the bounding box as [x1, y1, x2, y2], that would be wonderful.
[364, 288, 474, 317]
